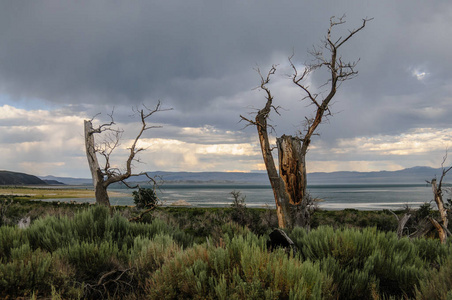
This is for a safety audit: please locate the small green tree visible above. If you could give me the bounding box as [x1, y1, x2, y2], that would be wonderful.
[133, 187, 158, 209]
[230, 190, 249, 226]
[129, 187, 159, 222]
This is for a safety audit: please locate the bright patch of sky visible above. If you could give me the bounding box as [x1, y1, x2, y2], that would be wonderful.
[409, 67, 430, 81]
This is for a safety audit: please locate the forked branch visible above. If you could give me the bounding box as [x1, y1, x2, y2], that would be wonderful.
[288, 16, 371, 152]
[104, 101, 173, 185]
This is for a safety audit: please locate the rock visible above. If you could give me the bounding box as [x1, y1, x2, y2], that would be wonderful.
[267, 228, 297, 256]
[171, 200, 191, 206]
[18, 216, 31, 229]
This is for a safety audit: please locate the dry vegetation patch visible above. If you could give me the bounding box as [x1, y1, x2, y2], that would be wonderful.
[0, 186, 127, 200]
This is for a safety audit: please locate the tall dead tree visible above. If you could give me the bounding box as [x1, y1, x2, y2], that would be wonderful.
[85, 101, 171, 207]
[241, 16, 370, 229]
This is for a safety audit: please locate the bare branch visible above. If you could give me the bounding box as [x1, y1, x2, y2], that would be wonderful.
[336, 17, 373, 49]
[89, 108, 119, 135]
[287, 16, 371, 153]
[239, 114, 258, 126]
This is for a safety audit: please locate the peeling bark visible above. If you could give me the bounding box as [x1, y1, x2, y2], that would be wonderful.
[397, 214, 411, 237]
[276, 135, 310, 228]
[432, 180, 448, 233]
[277, 135, 306, 206]
[254, 93, 292, 228]
[85, 120, 111, 207]
[430, 178, 449, 243]
[429, 216, 447, 244]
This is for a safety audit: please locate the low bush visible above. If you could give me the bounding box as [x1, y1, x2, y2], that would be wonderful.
[0, 243, 77, 298]
[146, 233, 335, 299]
[129, 234, 181, 291]
[416, 257, 452, 299]
[289, 226, 448, 299]
[133, 187, 158, 209]
[2, 203, 452, 299]
[0, 205, 196, 299]
[0, 225, 23, 260]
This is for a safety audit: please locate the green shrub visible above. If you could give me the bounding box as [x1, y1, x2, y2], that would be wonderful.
[416, 258, 452, 299]
[146, 233, 334, 299]
[0, 225, 23, 260]
[26, 214, 75, 252]
[5, 203, 452, 299]
[129, 234, 181, 290]
[0, 244, 55, 297]
[133, 187, 158, 209]
[26, 205, 193, 251]
[57, 240, 121, 282]
[290, 226, 429, 299]
[0, 205, 195, 298]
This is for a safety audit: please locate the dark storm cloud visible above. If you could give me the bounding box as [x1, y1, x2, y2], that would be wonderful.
[0, 0, 451, 141]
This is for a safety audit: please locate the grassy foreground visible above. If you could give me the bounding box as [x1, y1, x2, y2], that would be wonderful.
[1, 197, 452, 299]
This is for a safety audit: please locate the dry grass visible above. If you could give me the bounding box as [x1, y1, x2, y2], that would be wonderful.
[0, 186, 127, 200]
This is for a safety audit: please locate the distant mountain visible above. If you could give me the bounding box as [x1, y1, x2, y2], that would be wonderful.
[125, 171, 270, 184]
[39, 172, 268, 186]
[39, 175, 91, 186]
[130, 167, 444, 185]
[39, 166, 446, 186]
[42, 179, 65, 185]
[307, 166, 443, 185]
[0, 170, 48, 185]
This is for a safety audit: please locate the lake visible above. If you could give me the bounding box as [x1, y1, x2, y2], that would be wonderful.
[57, 183, 436, 210]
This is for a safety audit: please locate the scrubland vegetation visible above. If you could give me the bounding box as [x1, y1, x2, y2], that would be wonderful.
[1, 196, 452, 299]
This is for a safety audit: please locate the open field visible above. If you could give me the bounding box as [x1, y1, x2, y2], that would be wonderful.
[0, 186, 128, 200]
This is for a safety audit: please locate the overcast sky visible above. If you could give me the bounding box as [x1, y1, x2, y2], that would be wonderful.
[1, 1, 451, 178]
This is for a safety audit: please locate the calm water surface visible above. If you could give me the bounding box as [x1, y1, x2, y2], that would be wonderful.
[53, 184, 434, 210]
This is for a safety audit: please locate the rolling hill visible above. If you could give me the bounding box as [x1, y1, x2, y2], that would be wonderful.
[39, 166, 445, 186]
[0, 170, 48, 185]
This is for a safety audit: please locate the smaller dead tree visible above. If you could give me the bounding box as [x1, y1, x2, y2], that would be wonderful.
[426, 153, 452, 243]
[389, 210, 412, 238]
[84, 101, 171, 207]
[241, 16, 370, 229]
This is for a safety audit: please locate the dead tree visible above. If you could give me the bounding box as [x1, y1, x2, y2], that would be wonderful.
[84, 101, 171, 207]
[241, 16, 370, 229]
[426, 153, 452, 243]
[389, 210, 412, 238]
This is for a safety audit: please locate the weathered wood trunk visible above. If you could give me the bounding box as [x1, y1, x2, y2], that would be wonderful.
[255, 113, 291, 228]
[396, 213, 411, 238]
[277, 135, 309, 228]
[95, 181, 110, 207]
[84, 120, 110, 207]
[277, 135, 306, 205]
[431, 179, 448, 243]
[254, 110, 310, 228]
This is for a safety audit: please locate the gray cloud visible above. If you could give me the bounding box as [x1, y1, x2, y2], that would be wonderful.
[1, 1, 451, 175]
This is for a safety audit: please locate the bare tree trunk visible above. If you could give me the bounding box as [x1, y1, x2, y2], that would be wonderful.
[432, 179, 448, 230]
[277, 135, 309, 228]
[277, 135, 307, 205]
[431, 179, 448, 243]
[428, 216, 447, 243]
[84, 120, 110, 207]
[255, 108, 291, 228]
[95, 182, 110, 207]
